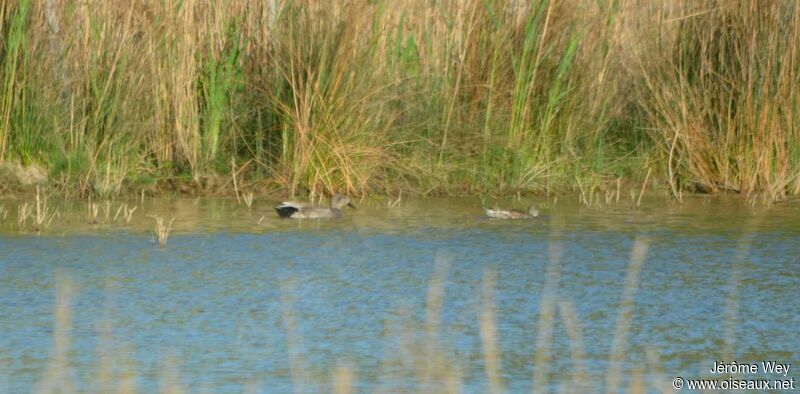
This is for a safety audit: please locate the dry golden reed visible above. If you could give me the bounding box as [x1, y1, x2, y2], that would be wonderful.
[2, 0, 795, 198]
[150, 214, 175, 247]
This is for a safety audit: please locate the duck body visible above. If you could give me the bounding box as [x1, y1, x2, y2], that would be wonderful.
[275, 194, 355, 219]
[484, 206, 539, 219]
[275, 203, 344, 219]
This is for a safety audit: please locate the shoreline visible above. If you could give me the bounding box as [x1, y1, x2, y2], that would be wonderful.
[0, 165, 775, 202]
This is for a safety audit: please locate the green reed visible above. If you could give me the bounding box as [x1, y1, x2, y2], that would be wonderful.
[0, 0, 797, 199]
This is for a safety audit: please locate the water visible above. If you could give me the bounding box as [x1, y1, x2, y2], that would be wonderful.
[0, 196, 798, 392]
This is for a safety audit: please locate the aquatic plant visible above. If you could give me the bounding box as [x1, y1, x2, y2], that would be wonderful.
[150, 214, 175, 247]
[242, 192, 254, 208]
[32, 186, 59, 231]
[112, 203, 137, 225]
[87, 199, 99, 224]
[636, 169, 653, 208]
[387, 191, 402, 208]
[16, 201, 31, 227]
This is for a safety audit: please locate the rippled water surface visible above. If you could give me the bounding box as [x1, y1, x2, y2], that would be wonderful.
[0, 195, 798, 392]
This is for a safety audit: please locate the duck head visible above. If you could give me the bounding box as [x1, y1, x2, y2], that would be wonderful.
[331, 194, 356, 209]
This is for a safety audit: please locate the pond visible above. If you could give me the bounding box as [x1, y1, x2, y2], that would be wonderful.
[0, 195, 798, 392]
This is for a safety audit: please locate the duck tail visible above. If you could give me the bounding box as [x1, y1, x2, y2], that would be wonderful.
[274, 204, 298, 218]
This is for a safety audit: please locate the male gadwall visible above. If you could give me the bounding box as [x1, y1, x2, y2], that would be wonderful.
[275, 194, 356, 219]
[484, 205, 539, 219]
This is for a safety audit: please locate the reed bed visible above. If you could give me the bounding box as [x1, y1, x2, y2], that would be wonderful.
[634, 1, 800, 200]
[0, 0, 797, 199]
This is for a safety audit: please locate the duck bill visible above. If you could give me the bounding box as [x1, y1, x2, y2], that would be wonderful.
[347, 202, 356, 209]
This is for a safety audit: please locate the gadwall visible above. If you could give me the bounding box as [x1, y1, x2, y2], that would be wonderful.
[484, 205, 539, 219]
[275, 194, 356, 219]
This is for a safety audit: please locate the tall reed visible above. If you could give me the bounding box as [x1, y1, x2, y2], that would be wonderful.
[0, 0, 797, 198]
[0, 0, 32, 163]
[635, 0, 800, 199]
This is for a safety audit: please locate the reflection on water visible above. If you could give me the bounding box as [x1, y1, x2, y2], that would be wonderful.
[0, 195, 798, 392]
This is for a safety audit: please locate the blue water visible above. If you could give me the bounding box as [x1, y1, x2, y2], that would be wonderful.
[0, 197, 798, 392]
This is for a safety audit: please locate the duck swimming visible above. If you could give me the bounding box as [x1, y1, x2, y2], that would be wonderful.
[484, 205, 539, 219]
[275, 194, 355, 219]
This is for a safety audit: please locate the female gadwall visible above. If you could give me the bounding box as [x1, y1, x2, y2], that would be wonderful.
[275, 194, 356, 219]
[484, 205, 539, 219]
